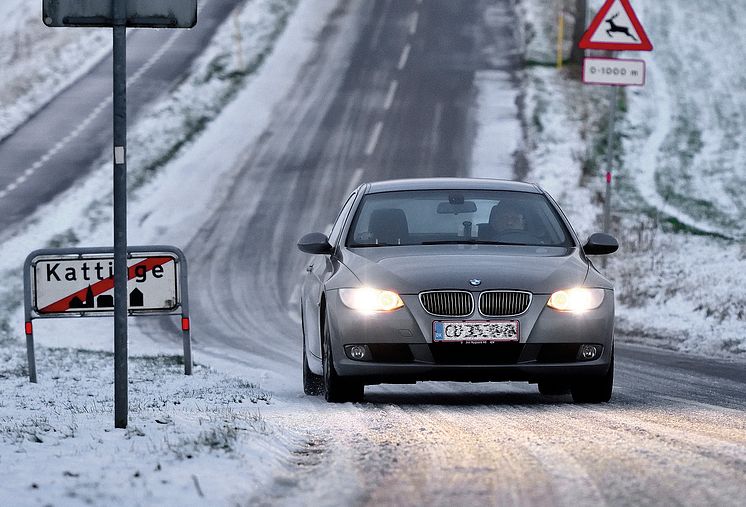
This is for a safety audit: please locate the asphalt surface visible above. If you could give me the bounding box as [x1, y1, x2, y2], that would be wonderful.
[147, 0, 744, 505]
[9, 0, 745, 504]
[0, 0, 241, 233]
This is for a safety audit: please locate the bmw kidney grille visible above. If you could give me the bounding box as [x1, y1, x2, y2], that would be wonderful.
[479, 291, 531, 317]
[419, 291, 473, 317]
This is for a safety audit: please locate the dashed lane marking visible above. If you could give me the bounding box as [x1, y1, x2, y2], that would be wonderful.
[365, 121, 384, 156]
[397, 43, 411, 70]
[384, 79, 398, 110]
[409, 11, 419, 35]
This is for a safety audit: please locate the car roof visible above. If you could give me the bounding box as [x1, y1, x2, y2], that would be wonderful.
[363, 178, 542, 194]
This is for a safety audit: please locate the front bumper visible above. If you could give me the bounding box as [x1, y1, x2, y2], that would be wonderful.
[326, 289, 614, 383]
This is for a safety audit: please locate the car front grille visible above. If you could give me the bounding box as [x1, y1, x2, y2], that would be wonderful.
[419, 291, 473, 317]
[479, 291, 531, 316]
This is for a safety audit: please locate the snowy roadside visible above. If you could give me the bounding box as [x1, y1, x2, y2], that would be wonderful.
[0, 346, 290, 505]
[0, 0, 352, 504]
[472, 0, 746, 358]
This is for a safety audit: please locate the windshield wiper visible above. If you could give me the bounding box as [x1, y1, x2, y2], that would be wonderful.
[350, 242, 401, 247]
[419, 240, 527, 246]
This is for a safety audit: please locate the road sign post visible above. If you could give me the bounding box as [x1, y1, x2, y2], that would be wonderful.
[603, 85, 617, 235]
[578, 0, 652, 238]
[42, 0, 197, 429]
[113, 0, 128, 430]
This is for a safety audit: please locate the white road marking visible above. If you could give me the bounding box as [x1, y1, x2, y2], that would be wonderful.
[409, 11, 419, 35]
[397, 43, 411, 70]
[365, 121, 384, 156]
[128, 30, 181, 87]
[384, 79, 398, 110]
[346, 167, 365, 195]
[286, 309, 302, 325]
[432, 101, 444, 139]
[287, 283, 301, 308]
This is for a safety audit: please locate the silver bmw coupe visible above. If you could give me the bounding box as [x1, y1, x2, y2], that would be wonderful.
[298, 178, 618, 403]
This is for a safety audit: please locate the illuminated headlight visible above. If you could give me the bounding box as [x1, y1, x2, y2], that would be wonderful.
[547, 288, 605, 313]
[339, 288, 405, 313]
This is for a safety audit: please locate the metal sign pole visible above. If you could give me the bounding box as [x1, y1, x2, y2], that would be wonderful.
[113, 0, 128, 429]
[603, 84, 617, 234]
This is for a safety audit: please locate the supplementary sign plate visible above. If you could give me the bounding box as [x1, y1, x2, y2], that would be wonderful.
[583, 57, 645, 86]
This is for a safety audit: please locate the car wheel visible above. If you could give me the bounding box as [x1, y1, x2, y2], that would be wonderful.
[571, 353, 614, 403]
[302, 335, 323, 396]
[538, 381, 570, 396]
[322, 316, 364, 403]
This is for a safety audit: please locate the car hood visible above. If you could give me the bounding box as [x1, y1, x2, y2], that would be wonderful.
[339, 245, 589, 295]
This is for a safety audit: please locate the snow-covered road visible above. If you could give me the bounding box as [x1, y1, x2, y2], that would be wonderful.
[259, 344, 746, 506]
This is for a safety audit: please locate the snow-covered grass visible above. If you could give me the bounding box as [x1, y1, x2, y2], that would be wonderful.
[0, 1, 110, 141]
[623, 0, 746, 237]
[0, 335, 300, 505]
[503, 0, 746, 359]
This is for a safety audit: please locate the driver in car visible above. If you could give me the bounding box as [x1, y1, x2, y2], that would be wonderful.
[485, 201, 527, 238]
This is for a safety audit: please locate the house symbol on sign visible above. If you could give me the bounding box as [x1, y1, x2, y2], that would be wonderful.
[68, 287, 145, 309]
[129, 288, 144, 307]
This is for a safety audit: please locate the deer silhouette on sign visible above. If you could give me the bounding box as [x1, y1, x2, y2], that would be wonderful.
[605, 13, 638, 41]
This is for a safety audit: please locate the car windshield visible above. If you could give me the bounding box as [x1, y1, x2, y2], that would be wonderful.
[346, 190, 574, 247]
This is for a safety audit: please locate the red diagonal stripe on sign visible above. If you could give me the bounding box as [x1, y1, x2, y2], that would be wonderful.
[39, 257, 174, 314]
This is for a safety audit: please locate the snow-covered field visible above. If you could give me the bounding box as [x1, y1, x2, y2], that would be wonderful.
[493, 0, 746, 358]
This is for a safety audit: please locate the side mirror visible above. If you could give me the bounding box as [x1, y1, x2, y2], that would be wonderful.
[298, 233, 333, 255]
[583, 233, 619, 255]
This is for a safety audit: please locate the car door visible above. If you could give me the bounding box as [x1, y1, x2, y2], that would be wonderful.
[303, 191, 357, 359]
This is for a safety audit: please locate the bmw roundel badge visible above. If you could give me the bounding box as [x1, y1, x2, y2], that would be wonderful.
[469, 279, 482, 287]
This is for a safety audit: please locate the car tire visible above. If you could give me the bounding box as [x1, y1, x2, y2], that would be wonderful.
[571, 353, 614, 403]
[323, 316, 364, 403]
[538, 381, 570, 396]
[302, 336, 324, 396]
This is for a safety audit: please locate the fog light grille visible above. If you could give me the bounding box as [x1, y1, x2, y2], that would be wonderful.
[479, 291, 531, 317]
[419, 291, 473, 317]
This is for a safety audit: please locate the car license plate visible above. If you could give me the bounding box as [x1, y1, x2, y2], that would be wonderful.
[433, 321, 519, 342]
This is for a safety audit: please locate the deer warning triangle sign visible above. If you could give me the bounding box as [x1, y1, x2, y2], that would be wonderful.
[579, 0, 653, 51]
